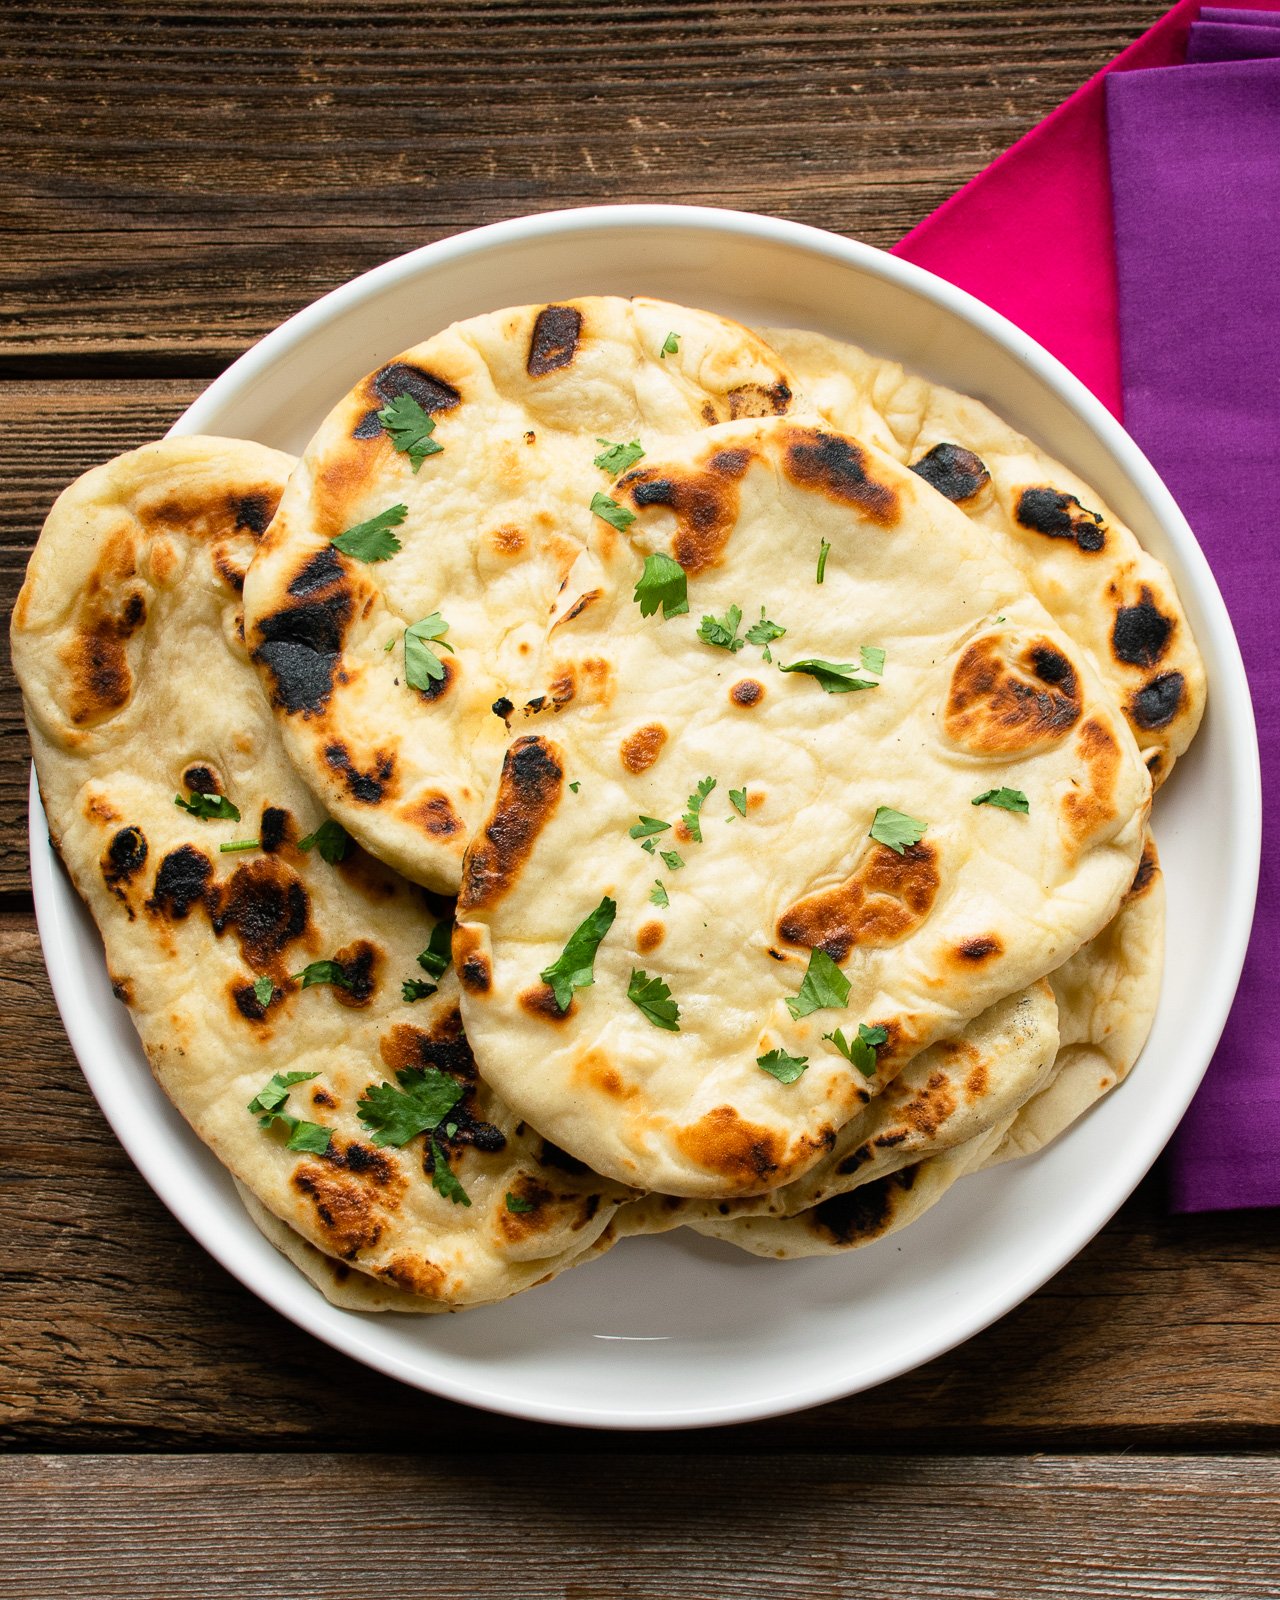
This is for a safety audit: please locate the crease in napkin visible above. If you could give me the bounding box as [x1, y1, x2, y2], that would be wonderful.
[895, 4, 1280, 1213]
[1188, 18, 1280, 57]
[1108, 53, 1280, 1212]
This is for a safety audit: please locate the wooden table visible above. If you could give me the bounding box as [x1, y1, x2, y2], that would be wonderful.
[3, 4, 1277, 1594]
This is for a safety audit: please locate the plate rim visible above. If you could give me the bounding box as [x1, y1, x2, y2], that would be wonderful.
[29, 203, 1263, 1429]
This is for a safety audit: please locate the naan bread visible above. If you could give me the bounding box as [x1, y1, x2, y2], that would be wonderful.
[766, 328, 1206, 786]
[243, 298, 797, 894]
[11, 438, 632, 1308]
[456, 416, 1152, 1196]
[987, 834, 1164, 1165]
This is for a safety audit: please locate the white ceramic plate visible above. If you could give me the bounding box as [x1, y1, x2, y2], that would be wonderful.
[30, 205, 1260, 1429]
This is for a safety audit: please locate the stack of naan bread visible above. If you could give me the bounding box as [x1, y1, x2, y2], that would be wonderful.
[12, 297, 1203, 1311]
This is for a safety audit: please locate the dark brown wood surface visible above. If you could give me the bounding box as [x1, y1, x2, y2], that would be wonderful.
[4, 3, 1277, 1595]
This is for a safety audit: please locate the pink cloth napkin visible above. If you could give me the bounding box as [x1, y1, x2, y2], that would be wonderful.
[892, 0, 1280, 415]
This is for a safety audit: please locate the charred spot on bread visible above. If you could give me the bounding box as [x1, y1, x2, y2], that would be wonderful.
[146, 845, 213, 920]
[1015, 487, 1106, 552]
[909, 442, 991, 503]
[459, 735, 564, 912]
[1130, 670, 1185, 731]
[526, 304, 583, 376]
[781, 427, 899, 523]
[1112, 587, 1174, 669]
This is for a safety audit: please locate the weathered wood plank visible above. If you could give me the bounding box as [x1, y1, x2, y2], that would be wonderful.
[1, 914, 1277, 1450]
[3, 1453, 1278, 1598]
[0, 1, 1169, 370]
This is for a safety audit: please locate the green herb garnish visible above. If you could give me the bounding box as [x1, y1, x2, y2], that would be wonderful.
[247, 1070, 317, 1116]
[660, 331, 680, 357]
[332, 503, 407, 562]
[402, 978, 437, 1002]
[729, 787, 747, 817]
[417, 918, 453, 980]
[786, 948, 851, 1020]
[378, 394, 442, 472]
[506, 1191, 535, 1214]
[869, 806, 929, 854]
[697, 604, 744, 653]
[539, 896, 617, 1012]
[252, 976, 276, 1008]
[356, 1066, 465, 1148]
[660, 849, 684, 872]
[297, 819, 352, 864]
[757, 1048, 809, 1084]
[860, 645, 886, 675]
[629, 816, 671, 845]
[633, 552, 689, 620]
[292, 959, 353, 991]
[430, 1142, 471, 1207]
[682, 776, 717, 843]
[972, 787, 1030, 814]
[825, 1022, 888, 1077]
[779, 658, 878, 694]
[627, 969, 681, 1032]
[649, 881, 669, 908]
[816, 538, 831, 584]
[745, 608, 786, 663]
[594, 438, 645, 475]
[219, 838, 259, 854]
[174, 791, 240, 823]
[569, 781, 581, 794]
[403, 612, 454, 691]
[590, 492, 636, 533]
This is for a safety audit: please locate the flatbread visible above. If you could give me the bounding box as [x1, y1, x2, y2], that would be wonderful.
[765, 327, 1206, 786]
[456, 415, 1152, 1197]
[242, 297, 797, 894]
[12, 438, 632, 1309]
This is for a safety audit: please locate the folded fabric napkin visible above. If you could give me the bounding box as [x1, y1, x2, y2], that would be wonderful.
[1188, 18, 1280, 57]
[896, 3, 1280, 1212]
[1108, 53, 1280, 1211]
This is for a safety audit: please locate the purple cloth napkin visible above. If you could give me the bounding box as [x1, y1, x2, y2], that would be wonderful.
[1201, 4, 1280, 21]
[1189, 18, 1280, 57]
[1107, 54, 1280, 1212]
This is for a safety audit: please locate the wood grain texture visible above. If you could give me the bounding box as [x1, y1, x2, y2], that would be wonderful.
[2, 916, 1277, 1451]
[3, 1453, 1278, 1599]
[0, 1, 1170, 372]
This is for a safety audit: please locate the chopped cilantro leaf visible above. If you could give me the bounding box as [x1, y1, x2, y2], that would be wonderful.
[402, 978, 437, 1002]
[590, 492, 636, 533]
[745, 608, 786, 664]
[825, 1022, 888, 1077]
[174, 790, 240, 823]
[660, 331, 680, 357]
[252, 977, 276, 1009]
[332, 503, 407, 562]
[758, 1048, 809, 1084]
[649, 880, 669, 908]
[430, 1140, 471, 1207]
[377, 393, 442, 472]
[660, 849, 684, 872]
[682, 776, 717, 843]
[869, 806, 929, 853]
[786, 948, 851, 1020]
[569, 780, 581, 794]
[404, 612, 455, 691]
[283, 1119, 333, 1154]
[627, 968, 681, 1032]
[633, 552, 688, 619]
[247, 1070, 317, 1116]
[779, 658, 878, 694]
[816, 538, 831, 584]
[972, 787, 1030, 814]
[356, 1065, 465, 1148]
[505, 1191, 535, 1214]
[860, 645, 886, 675]
[418, 918, 453, 980]
[629, 815, 671, 842]
[297, 819, 352, 863]
[292, 958, 353, 991]
[594, 438, 645, 475]
[697, 603, 744, 653]
[539, 896, 617, 1011]
[384, 636, 396, 652]
[729, 787, 747, 817]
